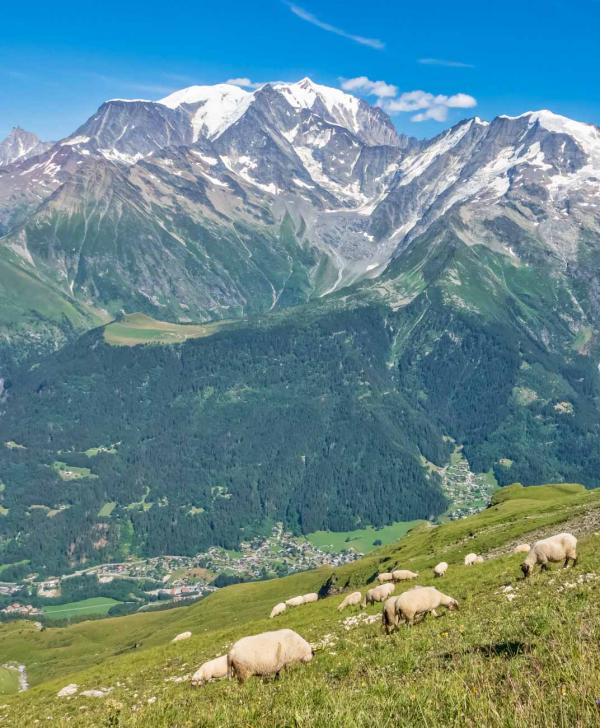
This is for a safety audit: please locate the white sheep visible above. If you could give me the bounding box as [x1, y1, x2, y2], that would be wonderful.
[377, 572, 394, 583]
[383, 586, 458, 631]
[363, 582, 395, 606]
[270, 602, 287, 619]
[521, 532, 577, 577]
[513, 543, 531, 554]
[285, 595, 305, 608]
[464, 553, 484, 566]
[392, 569, 418, 582]
[302, 593, 318, 604]
[381, 596, 399, 634]
[227, 628, 313, 683]
[337, 591, 362, 611]
[191, 655, 228, 686]
[433, 562, 448, 577]
[171, 631, 192, 643]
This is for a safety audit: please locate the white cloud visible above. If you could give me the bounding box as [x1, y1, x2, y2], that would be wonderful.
[340, 76, 398, 98]
[340, 77, 477, 123]
[287, 4, 384, 50]
[383, 91, 476, 119]
[418, 58, 474, 69]
[226, 77, 264, 89]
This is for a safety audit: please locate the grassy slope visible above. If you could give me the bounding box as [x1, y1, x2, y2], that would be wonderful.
[3, 484, 600, 726]
[103, 313, 237, 346]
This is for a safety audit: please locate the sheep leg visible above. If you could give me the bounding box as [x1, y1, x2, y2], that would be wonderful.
[431, 609, 439, 618]
[540, 562, 549, 572]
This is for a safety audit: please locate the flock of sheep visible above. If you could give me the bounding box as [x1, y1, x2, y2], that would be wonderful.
[190, 531, 577, 686]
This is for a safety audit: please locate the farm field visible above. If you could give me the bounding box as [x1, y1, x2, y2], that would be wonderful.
[305, 520, 424, 553]
[41, 597, 121, 621]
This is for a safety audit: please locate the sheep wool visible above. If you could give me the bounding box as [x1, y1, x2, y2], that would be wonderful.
[191, 655, 228, 686]
[227, 629, 313, 683]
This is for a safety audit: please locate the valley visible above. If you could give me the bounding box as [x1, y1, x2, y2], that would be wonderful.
[1, 77, 600, 645]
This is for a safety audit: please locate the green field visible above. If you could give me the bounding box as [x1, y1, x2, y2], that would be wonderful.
[51, 461, 96, 481]
[306, 520, 424, 553]
[103, 313, 235, 346]
[3, 483, 600, 726]
[0, 666, 20, 695]
[97, 501, 117, 517]
[42, 597, 120, 621]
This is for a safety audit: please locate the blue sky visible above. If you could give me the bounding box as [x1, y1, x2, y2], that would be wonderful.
[1, 0, 599, 141]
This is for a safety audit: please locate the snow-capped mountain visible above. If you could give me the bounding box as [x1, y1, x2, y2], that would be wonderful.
[0, 127, 51, 167]
[1, 78, 599, 328]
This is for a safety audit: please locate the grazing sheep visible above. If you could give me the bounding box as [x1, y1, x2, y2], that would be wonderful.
[171, 631, 192, 643]
[381, 596, 400, 634]
[337, 591, 362, 611]
[385, 586, 459, 631]
[364, 582, 395, 607]
[377, 572, 394, 584]
[302, 593, 318, 604]
[513, 543, 531, 554]
[433, 562, 448, 577]
[521, 533, 577, 577]
[270, 602, 287, 619]
[191, 655, 228, 686]
[227, 628, 313, 683]
[464, 553, 484, 566]
[392, 569, 418, 582]
[285, 595, 305, 608]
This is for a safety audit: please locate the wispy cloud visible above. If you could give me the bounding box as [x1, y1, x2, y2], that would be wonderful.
[287, 4, 384, 50]
[340, 76, 477, 122]
[419, 58, 474, 69]
[226, 77, 264, 89]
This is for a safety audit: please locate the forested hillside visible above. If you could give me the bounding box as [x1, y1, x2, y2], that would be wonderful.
[2, 232, 600, 573]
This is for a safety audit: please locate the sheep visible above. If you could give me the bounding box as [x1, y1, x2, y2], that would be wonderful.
[377, 572, 394, 584]
[270, 602, 287, 619]
[302, 593, 318, 604]
[285, 595, 305, 608]
[227, 628, 313, 683]
[392, 569, 418, 582]
[433, 562, 448, 577]
[385, 586, 459, 631]
[191, 655, 228, 686]
[337, 591, 362, 611]
[513, 543, 531, 554]
[464, 553, 484, 566]
[171, 631, 192, 643]
[521, 533, 577, 577]
[381, 596, 400, 634]
[363, 582, 395, 607]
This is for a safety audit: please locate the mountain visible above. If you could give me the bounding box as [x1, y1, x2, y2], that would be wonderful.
[0, 127, 51, 167]
[1, 84, 599, 345]
[1, 79, 600, 572]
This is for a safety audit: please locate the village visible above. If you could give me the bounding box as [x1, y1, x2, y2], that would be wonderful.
[0, 525, 360, 621]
